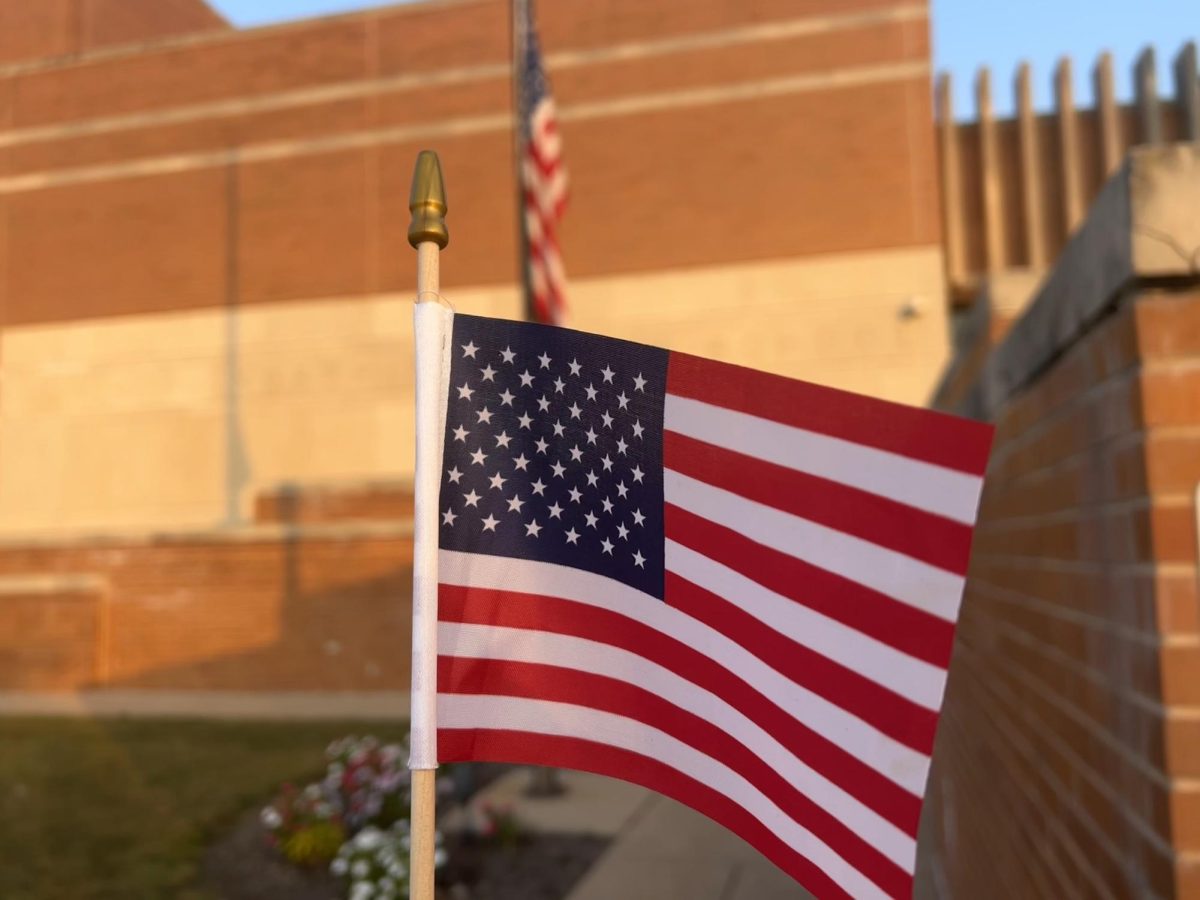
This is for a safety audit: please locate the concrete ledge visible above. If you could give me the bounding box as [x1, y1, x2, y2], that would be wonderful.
[958, 143, 1200, 419]
[0, 519, 413, 551]
[0, 690, 409, 720]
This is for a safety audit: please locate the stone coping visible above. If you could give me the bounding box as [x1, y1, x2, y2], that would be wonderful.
[954, 144, 1200, 420]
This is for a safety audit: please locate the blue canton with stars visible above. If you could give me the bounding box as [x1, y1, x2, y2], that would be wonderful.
[438, 314, 667, 598]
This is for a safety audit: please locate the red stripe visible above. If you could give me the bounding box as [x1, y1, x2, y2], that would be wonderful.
[438, 729, 877, 900]
[664, 430, 974, 575]
[666, 352, 994, 476]
[665, 504, 956, 668]
[438, 582, 923, 835]
[664, 572, 937, 754]
[439, 657, 910, 898]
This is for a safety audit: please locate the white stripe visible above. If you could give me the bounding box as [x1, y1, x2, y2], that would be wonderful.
[664, 540, 947, 708]
[438, 549, 930, 794]
[439, 693, 894, 900]
[664, 394, 984, 524]
[665, 470, 965, 622]
[440, 620, 916, 870]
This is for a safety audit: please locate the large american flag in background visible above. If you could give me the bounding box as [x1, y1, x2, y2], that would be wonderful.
[517, 0, 568, 325]
[435, 314, 992, 899]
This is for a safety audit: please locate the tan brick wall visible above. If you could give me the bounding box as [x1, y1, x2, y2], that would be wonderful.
[920, 289, 1200, 899]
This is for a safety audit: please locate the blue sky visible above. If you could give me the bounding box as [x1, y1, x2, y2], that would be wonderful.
[210, 0, 1196, 118]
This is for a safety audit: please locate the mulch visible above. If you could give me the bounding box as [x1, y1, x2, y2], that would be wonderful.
[201, 808, 608, 900]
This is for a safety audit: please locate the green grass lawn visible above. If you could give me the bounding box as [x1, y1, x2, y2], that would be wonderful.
[0, 716, 407, 900]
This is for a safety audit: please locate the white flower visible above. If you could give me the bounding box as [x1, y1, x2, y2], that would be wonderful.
[434, 847, 449, 868]
[330, 857, 349, 876]
[349, 882, 374, 900]
[351, 859, 370, 879]
[387, 862, 405, 879]
[303, 783, 322, 800]
[354, 827, 384, 850]
[259, 807, 282, 829]
[379, 877, 395, 891]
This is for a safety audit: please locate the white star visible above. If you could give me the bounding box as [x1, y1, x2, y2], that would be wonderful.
[489, 472, 506, 491]
[535, 438, 550, 454]
[632, 509, 645, 526]
[585, 384, 598, 402]
[477, 407, 493, 424]
[453, 425, 469, 442]
[518, 370, 535, 388]
[470, 449, 487, 466]
[463, 489, 481, 507]
[633, 373, 647, 392]
[517, 412, 533, 429]
[447, 467, 463, 483]
[569, 359, 582, 376]
[585, 470, 599, 487]
[500, 346, 516, 364]
[525, 519, 542, 538]
[601, 411, 614, 429]
[585, 427, 598, 444]
[617, 523, 629, 540]
[569, 445, 584, 462]
[480, 364, 497, 382]
[507, 495, 524, 513]
[568, 402, 582, 419]
[633, 550, 646, 568]
[584, 512, 598, 528]
[548, 502, 563, 519]
[498, 388, 515, 406]
[616, 437, 628, 455]
[565, 527, 580, 545]
[457, 383, 474, 400]
[514, 454, 530, 472]
[632, 420, 644, 439]
[601, 538, 614, 555]
[538, 352, 552, 369]
[442, 508, 457, 526]
[553, 377, 566, 394]
[616, 482, 628, 499]
[617, 392, 630, 410]
[601, 365, 615, 383]
[631, 465, 644, 483]
[551, 461, 566, 479]
[601, 454, 614, 472]
[537, 395, 551, 413]
[568, 487, 583, 503]
[531, 478, 546, 496]
[601, 496, 614, 514]
[462, 341, 478, 358]
[552, 421, 566, 437]
[495, 431, 512, 449]
[481, 514, 499, 532]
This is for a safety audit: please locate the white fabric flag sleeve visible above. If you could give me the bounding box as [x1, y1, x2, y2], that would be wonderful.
[409, 300, 454, 770]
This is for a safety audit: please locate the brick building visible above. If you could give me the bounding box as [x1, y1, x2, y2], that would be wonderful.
[1, 2, 1199, 896]
[0, 0, 944, 535]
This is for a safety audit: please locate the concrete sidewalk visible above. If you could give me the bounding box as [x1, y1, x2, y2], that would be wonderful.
[467, 768, 814, 899]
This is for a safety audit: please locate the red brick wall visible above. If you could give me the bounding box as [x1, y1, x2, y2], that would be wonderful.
[0, 524, 413, 692]
[0, 0, 938, 326]
[0, 0, 225, 66]
[921, 289, 1200, 898]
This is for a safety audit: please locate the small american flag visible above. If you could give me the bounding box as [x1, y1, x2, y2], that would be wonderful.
[434, 315, 992, 899]
[517, 0, 568, 325]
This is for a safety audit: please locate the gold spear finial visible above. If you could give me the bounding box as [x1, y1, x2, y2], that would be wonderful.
[408, 150, 449, 249]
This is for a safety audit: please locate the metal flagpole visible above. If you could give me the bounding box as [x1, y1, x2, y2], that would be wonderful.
[511, 0, 536, 321]
[408, 149, 450, 900]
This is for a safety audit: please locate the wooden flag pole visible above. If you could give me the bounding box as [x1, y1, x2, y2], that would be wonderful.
[408, 150, 449, 900]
